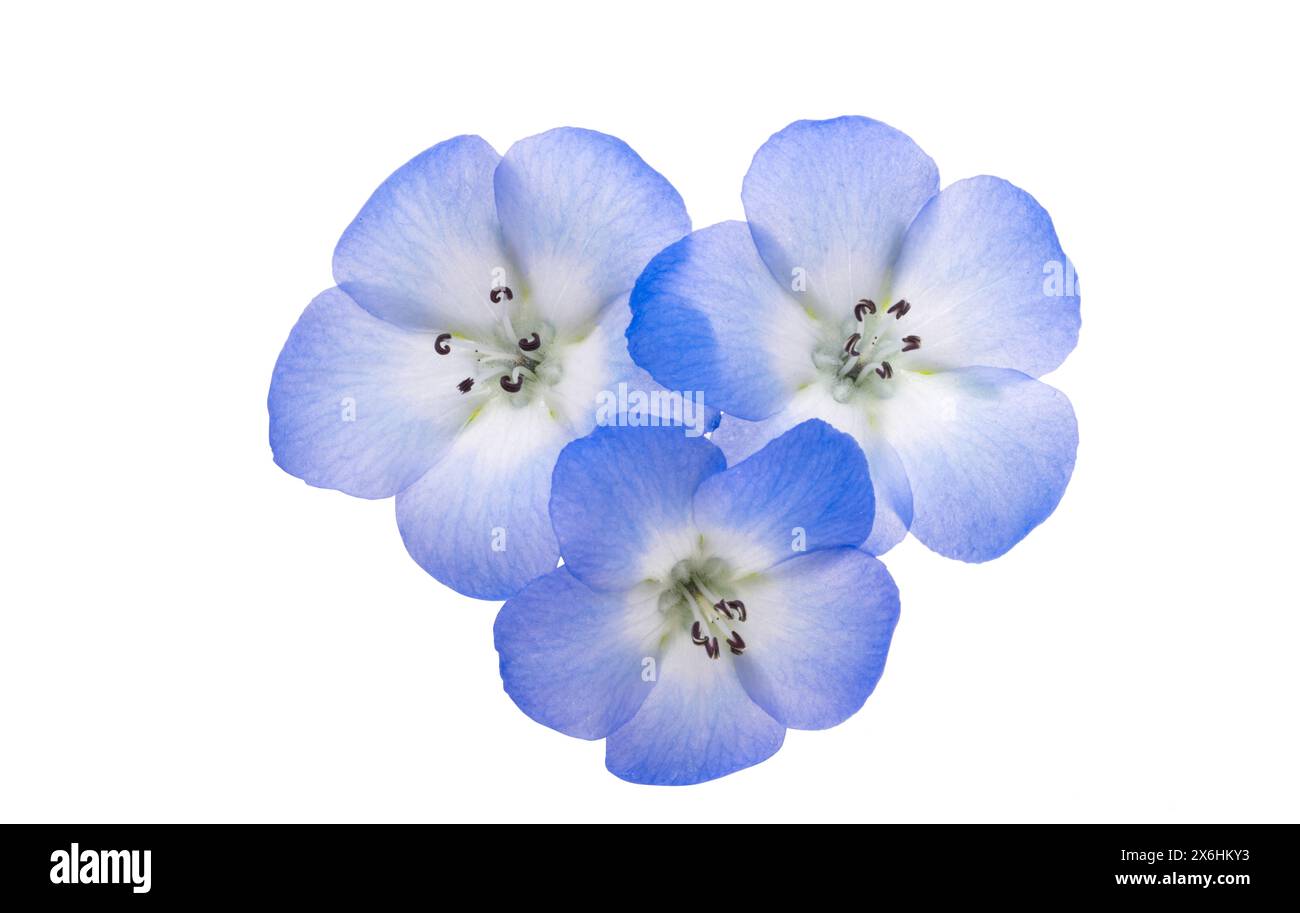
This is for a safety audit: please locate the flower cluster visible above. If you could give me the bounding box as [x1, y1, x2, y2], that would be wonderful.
[269, 117, 1078, 784]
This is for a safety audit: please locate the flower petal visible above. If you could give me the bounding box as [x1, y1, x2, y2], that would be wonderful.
[268, 287, 473, 498]
[880, 367, 1078, 562]
[693, 419, 873, 574]
[742, 116, 938, 319]
[889, 176, 1080, 376]
[494, 127, 689, 333]
[395, 398, 569, 599]
[550, 426, 725, 592]
[333, 135, 513, 336]
[627, 221, 818, 421]
[561, 295, 720, 436]
[604, 635, 785, 785]
[494, 568, 662, 739]
[857, 434, 913, 556]
[732, 547, 899, 730]
[710, 389, 914, 557]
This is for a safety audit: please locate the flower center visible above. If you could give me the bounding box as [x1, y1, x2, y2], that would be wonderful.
[659, 557, 748, 660]
[813, 297, 923, 403]
[433, 284, 559, 400]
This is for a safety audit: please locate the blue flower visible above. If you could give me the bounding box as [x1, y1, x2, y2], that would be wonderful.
[493, 419, 900, 785]
[627, 116, 1080, 561]
[269, 129, 705, 599]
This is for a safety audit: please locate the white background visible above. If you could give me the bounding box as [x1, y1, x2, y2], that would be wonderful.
[3, 1, 1297, 823]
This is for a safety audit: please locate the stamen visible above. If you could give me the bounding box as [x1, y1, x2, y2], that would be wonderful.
[727, 631, 746, 655]
[489, 285, 514, 305]
[901, 335, 921, 352]
[499, 373, 524, 393]
[457, 377, 474, 394]
[727, 599, 746, 622]
[517, 332, 541, 352]
[855, 299, 876, 319]
[714, 599, 733, 620]
[875, 361, 893, 379]
[705, 637, 720, 660]
[886, 299, 911, 319]
[691, 621, 708, 645]
[434, 333, 452, 355]
[844, 333, 862, 357]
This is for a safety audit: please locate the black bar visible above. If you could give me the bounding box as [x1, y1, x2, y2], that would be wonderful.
[1, 824, 1290, 902]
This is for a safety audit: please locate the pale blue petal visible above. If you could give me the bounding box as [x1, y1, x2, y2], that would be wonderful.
[605, 635, 785, 786]
[710, 395, 913, 557]
[333, 135, 512, 336]
[268, 287, 472, 498]
[494, 568, 662, 739]
[693, 419, 873, 574]
[550, 426, 725, 592]
[889, 176, 1080, 377]
[731, 547, 899, 730]
[627, 221, 817, 421]
[742, 116, 939, 319]
[592, 297, 720, 436]
[494, 127, 689, 333]
[880, 367, 1078, 561]
[858, 434, 913, 556]
[395, 399, 569, 599]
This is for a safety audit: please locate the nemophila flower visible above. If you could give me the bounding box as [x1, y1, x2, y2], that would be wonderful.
[627, 116, 1080, 561]
[493, 419, 900, 785]
[269, 128, 708, 598]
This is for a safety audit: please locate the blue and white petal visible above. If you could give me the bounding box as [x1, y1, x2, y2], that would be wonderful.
[268, 287, 474, 499]
[711, 390, 914, 557]
[732, 547, 899, 730]
[333, 135, 512, 336]
[494, 128, 690, 334]
[877, 367, 1078, 562]
[627, 221, 818, 421]
[855, 434, 913, 556]
[554, 296, 719, 437]
[888, 176, 1080, 377]
[693, 419, 873, 574]
[395, 398, 570, 599]
[604, 635, 785, 786]
[742, 116, 939, 319]
[494, 568, 663, 740]
[603, 296, 722, 434]
[550, 426, 725, 592]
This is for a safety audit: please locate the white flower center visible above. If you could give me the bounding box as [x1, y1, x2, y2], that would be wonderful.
[432, 284, 563, 404]
[812, 297, 922, 403]
[657, 556, 749, 660]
